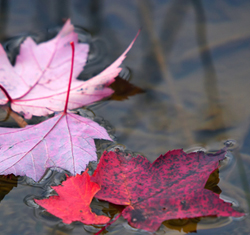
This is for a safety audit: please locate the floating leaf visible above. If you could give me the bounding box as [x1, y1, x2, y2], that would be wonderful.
[0, 20, 138, 118]
[35, 170, 110, 224]
[92, 149, 244, 232]
[0, 42, 112, 182]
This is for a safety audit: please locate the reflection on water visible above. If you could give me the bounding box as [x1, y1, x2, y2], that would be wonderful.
[0, 0, 250, 234]
[0, 175, 18, 201]
[191, 0, 226, 133]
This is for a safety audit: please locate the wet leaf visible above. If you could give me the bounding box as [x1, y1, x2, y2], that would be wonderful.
[204, 168, 222, 195]
[0, 42, 112, 182]
[91, 149, 244, 232]
[0, 109, 111, 182]
[35, 170, 110, 224]
[162, 217, 201, 233]
[155, 169, 221, 233]
[0, 20, 138, 119]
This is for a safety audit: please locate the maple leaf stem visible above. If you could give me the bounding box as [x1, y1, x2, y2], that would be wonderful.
[64, 41, 75, 114]
[0, 84, 13, 103]
[94, 213, 122, 235]
[0, 86, 27, 127]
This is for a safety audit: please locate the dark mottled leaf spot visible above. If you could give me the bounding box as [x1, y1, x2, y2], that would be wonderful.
[130, 209, 146, 223]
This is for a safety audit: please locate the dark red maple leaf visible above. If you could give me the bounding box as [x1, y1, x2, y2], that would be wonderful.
[91, 149, 244, 232]
[35, 170, 110, 224]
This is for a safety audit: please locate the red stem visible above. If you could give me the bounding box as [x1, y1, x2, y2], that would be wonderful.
[94, 213, 122, 235]
[64, 41, 75, 114]
[0, 84, 13, 103]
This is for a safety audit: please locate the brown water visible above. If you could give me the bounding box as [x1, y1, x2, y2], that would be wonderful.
[0, 0, 250, 234]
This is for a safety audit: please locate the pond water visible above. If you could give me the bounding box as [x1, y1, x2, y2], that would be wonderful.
[0, 0, 250, 234]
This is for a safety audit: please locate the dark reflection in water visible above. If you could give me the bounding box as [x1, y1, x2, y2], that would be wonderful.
[137, 0, 194, 147]
[191, 0, 226, 133]
[0, 175, 18, 201]
[0, 0, 8, 41]
[0, 0, 250, 234]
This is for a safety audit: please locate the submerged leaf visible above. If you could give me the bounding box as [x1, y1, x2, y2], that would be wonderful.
[162, 218, 201, 233]
[0, 174, 18, 202]
[109, 76, 144, 101]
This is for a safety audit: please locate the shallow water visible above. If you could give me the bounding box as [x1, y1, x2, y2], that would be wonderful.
[0, 0, 250, 234]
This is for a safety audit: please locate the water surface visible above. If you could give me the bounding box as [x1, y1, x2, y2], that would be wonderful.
[0, 0, 250, 234]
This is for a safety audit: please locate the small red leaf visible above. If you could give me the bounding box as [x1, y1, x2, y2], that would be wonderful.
[91, 149, 244, 232]
[35, 170, 110, 224]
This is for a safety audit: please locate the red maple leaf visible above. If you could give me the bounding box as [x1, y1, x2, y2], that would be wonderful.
[0, 42, 112, 182]
[0, 19, 138, 119]
[35, 170, 110, 224]
[91, 149, 244, 232]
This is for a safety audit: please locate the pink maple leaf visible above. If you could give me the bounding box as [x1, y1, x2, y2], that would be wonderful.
[0, 42, 112, 182]
[0, 19, 138, 119]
